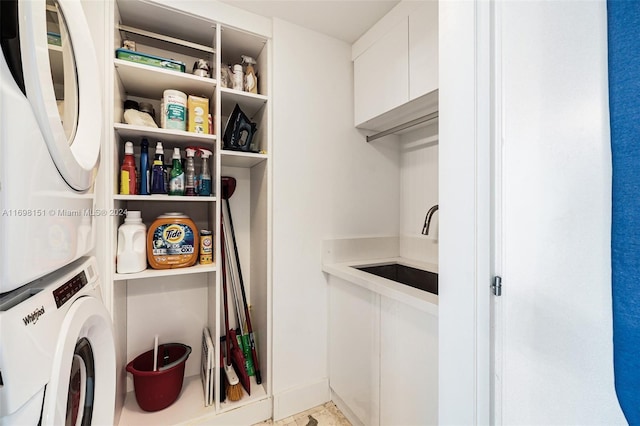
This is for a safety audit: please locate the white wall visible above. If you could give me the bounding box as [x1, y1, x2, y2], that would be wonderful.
[271, 18, 399, 420]
[399, 125, 438, 263]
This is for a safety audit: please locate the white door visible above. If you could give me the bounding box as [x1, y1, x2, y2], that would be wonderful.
[493, 1, 626, 423]
[17, 0, 102, 191]
[41, 295, 116, 426]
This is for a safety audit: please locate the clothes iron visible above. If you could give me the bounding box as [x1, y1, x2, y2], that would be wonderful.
[223, 104, 258, 152]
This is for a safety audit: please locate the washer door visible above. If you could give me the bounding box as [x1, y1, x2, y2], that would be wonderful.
[41, 296, 115, 426]
[18, 0, 101, 191]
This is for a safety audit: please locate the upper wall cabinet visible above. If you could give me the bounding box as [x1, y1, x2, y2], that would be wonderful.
[353, 18, 409, 126]
[353, 1, 438, 133]
[409, 1, 438, 100]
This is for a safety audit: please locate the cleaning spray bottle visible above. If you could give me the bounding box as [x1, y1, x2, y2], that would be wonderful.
[241, 55, 258, 94]
[169, 147, 185, 196]
[198, 148, 212, 196]
[151, 141, 166, 194]
[184, 148, 197, 196]
[120, 141, 137, 195]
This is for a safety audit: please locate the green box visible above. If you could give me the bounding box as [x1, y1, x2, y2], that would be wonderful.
[115, 48, 185, 73]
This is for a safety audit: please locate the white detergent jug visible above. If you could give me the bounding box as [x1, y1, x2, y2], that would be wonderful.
[116, 211, 147, 273]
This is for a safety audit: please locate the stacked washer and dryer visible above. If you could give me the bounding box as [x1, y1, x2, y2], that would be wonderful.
[0, 0, 116, 424]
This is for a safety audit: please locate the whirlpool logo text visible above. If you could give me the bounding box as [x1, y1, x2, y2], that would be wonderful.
[23, 306, 45, 326]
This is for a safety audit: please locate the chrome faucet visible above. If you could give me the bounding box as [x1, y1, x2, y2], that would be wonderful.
[422, 204, 439, 235]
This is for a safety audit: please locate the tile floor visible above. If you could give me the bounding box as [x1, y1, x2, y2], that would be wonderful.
[254, 402, 351, 426]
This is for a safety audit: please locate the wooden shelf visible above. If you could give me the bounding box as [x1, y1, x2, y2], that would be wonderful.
[221, 150, 267, 168]
[118, 374, 269, 425]
[113, 194, 216, 202]
[114, 123, 216, 147]
[115, 58, 216, 99]
[114, 263, 216, 281]
[220, 87, 267, 119]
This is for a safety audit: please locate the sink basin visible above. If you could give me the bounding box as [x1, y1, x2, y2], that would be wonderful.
[355, 263, 438, 295]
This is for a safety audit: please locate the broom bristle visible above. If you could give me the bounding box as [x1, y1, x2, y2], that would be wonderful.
[226, 381, 243, 402]
[224, 363, 243, 402]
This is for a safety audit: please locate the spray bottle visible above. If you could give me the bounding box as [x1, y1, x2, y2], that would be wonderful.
[120, 141, 137, 195]
[198, 148, 212, 196]
[241, 55, 258, 94]
[169, 147, 185, 196]
[184, 148, 197, 196]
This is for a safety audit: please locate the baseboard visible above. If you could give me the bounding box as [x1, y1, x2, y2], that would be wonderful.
[330, 389, 364, 426]
[273, 378, 330, 421]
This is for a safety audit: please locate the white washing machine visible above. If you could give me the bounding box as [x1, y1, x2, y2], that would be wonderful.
[0, 0, 102, 293]
[0, 256, 116, 425]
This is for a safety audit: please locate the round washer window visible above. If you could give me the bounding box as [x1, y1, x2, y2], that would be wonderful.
[66, 337, 95, 426]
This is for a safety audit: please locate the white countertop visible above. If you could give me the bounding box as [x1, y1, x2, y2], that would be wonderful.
[322, 256, 438, 315]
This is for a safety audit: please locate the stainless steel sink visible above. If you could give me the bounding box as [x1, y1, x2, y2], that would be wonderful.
[354, 263, 438, 295]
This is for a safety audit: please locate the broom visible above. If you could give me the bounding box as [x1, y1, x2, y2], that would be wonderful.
[221, 215, 243, 402]
[222, 209, 251, 395]
[222, 176, 263, 385]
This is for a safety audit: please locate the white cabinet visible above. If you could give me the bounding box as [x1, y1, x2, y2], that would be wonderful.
[328, 278, 380, 426]
[353, 18, 409, 126]
[328, 276, 438, 426]
[103, 1, 272, 424]
[380, 297, 438, 425]
[409, 1, 438, 100]
[352, 1, 438, 132]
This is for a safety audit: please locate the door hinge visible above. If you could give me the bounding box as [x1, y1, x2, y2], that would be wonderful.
[492, 276, 502, 296]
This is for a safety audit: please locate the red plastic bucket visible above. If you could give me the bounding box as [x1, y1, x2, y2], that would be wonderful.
[126, 343, 192, 412]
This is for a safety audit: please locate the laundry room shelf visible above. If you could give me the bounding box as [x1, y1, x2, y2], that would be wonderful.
[221, 150, 268, 168]
[119, 374, 269, 425]
[114, 263, 216, 281]
[114, 58, 217, 99]
[114, 123, 216, 147]
[113, 194, 217, 202]
[220, 87, 268, 118]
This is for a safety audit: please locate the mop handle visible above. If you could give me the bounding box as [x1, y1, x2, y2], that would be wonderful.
[224, 198, 262, 384]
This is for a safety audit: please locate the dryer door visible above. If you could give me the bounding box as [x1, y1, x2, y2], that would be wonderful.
[18, 0, 101, 192]
[41, 296, 116, 426]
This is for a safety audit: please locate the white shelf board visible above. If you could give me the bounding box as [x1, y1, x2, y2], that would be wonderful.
[220, 150, 268, 168]
[220, 87, 267, 119]
[118, 374, 268, 425]
[115, 59, 216, 99]
[113, 194, 217, 202]
[114, 263, 216, 281]
[114, 123, 216, 147]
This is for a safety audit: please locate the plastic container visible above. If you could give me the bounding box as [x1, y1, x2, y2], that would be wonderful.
[125, 343, 192, 412]
[168, 147, 184, 196]
[184, 148, 196, 196]
[116, 211, 147, 273]
[119, 141, 137, 195]
[198, 148, 212, 196]
[151, 142, 166, 194]
[232, 64, 244, 91]
[139, 138, 150, 195]
[162, 89, 187, 131]
[147, 213, 199, 269]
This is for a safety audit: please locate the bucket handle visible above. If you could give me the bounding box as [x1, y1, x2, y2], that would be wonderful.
[159, 344, 192, 371]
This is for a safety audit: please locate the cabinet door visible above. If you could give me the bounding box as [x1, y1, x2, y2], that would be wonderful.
[328, 277, 380, 425]
[354, 18, 409, 126]
[409, 1, 438, 100]
[380, 297, 438, 425]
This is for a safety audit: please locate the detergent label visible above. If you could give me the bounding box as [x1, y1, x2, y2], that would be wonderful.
[152, 223, 195, 256]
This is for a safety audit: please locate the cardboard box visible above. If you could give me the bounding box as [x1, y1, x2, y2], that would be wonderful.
[188, 95, 209, 134]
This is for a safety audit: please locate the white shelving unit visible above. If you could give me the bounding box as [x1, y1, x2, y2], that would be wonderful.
[105, 1, 272, 424]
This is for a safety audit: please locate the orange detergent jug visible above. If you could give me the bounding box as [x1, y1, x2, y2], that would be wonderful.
[147, 213, 199, 269]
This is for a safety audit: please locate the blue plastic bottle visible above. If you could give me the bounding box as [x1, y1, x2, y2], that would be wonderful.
[139, 138, 150, 195]
[151, 141, 166, 194]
